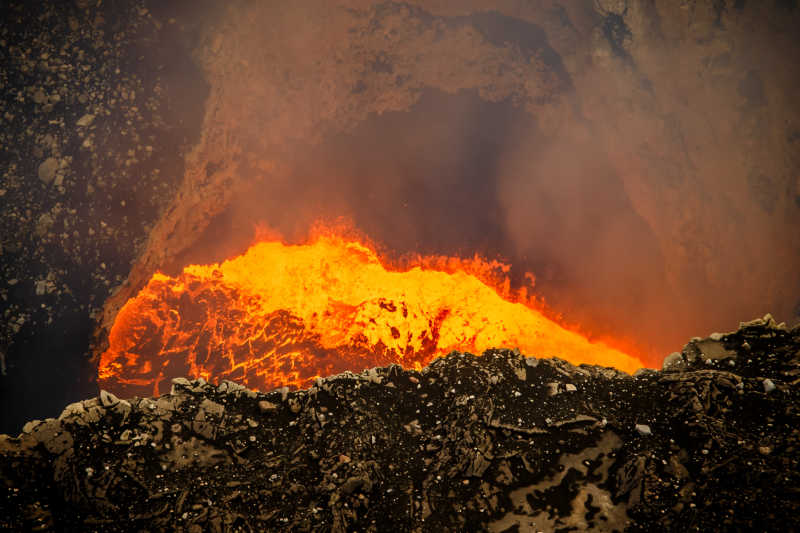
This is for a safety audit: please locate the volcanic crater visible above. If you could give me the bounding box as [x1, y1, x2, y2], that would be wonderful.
[1, 0, 800, 530]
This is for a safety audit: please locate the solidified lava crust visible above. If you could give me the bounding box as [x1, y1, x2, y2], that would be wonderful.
[1, 315, 799, 531]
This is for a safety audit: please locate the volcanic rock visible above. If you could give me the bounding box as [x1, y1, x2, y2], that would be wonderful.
[37, 158, 59, 184]
[0, 0, 208, 433]
[75, 113, 95, 127]
[1, 318, 799, 531]
[258, 400, 279, 413]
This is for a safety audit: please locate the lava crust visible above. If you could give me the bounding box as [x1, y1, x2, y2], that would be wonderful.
[2, 315, 799, 531]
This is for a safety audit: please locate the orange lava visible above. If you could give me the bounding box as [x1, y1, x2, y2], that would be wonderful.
[99, 232, 644, 397]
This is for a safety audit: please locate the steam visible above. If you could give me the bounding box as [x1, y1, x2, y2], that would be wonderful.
[144, 1, 800, 367]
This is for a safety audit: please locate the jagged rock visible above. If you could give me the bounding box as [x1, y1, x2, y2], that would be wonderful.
[99, 389, 119, 408]
[22, 419, 42, 434]
[258, 400, 278, 413]
[58, 401, 85, 421]
[662, 351, 685, 370]
[217, 379, 245, 394]
[695, 338, 737, 361]
[170, 377, 192, 395]
[1, 318, 798, 531]
[191, 398, 225, 440]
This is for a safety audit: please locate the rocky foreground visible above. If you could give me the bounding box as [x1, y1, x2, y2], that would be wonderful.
[2, 315, 799, 532]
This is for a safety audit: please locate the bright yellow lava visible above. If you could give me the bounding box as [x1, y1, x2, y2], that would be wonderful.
[99, 233, 643, 396]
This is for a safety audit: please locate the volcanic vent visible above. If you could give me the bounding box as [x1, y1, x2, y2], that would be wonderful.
[3, 1, 800, 528]
[96, 86, 656, 396]
[93, 1, 800, 396]
[96, 83, 664, 393]
[99, 229, 643, 398]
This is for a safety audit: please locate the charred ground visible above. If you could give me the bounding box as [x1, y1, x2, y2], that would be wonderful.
[1, 315, 798, 531]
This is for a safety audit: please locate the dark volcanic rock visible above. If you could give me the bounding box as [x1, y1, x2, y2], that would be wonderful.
[1, 316, 799, 531]
[0, 0, 208, 434]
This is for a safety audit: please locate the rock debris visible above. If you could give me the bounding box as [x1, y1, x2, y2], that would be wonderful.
[1, 317, 799, 531]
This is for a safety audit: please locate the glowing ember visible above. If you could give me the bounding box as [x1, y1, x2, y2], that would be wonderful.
[99, 232, 644, 397]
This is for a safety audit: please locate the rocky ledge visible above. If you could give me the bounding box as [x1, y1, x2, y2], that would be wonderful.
[1, 315, 799, 532]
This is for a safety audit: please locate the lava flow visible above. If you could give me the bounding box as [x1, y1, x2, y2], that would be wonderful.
[99, 232, 644, 397]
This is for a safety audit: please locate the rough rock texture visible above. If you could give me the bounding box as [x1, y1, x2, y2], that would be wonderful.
[0, 0, 207, 432]
[3, 0, 799, 433]
[2, 316, 798, 531]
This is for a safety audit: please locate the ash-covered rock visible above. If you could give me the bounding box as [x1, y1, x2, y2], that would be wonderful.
[1, 316, 799, 532]
[0, 0, 208, 433]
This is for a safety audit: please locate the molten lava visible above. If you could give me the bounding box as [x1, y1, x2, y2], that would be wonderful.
[99, 233, 644, 397]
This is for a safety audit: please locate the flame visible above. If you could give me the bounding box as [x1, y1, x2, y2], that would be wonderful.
[99, 231, 644, 397]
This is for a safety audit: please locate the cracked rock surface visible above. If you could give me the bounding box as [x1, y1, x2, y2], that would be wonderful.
[2, 316, 798, 531]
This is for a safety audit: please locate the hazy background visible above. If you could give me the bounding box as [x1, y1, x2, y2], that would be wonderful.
[166, 1, 800, 366]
